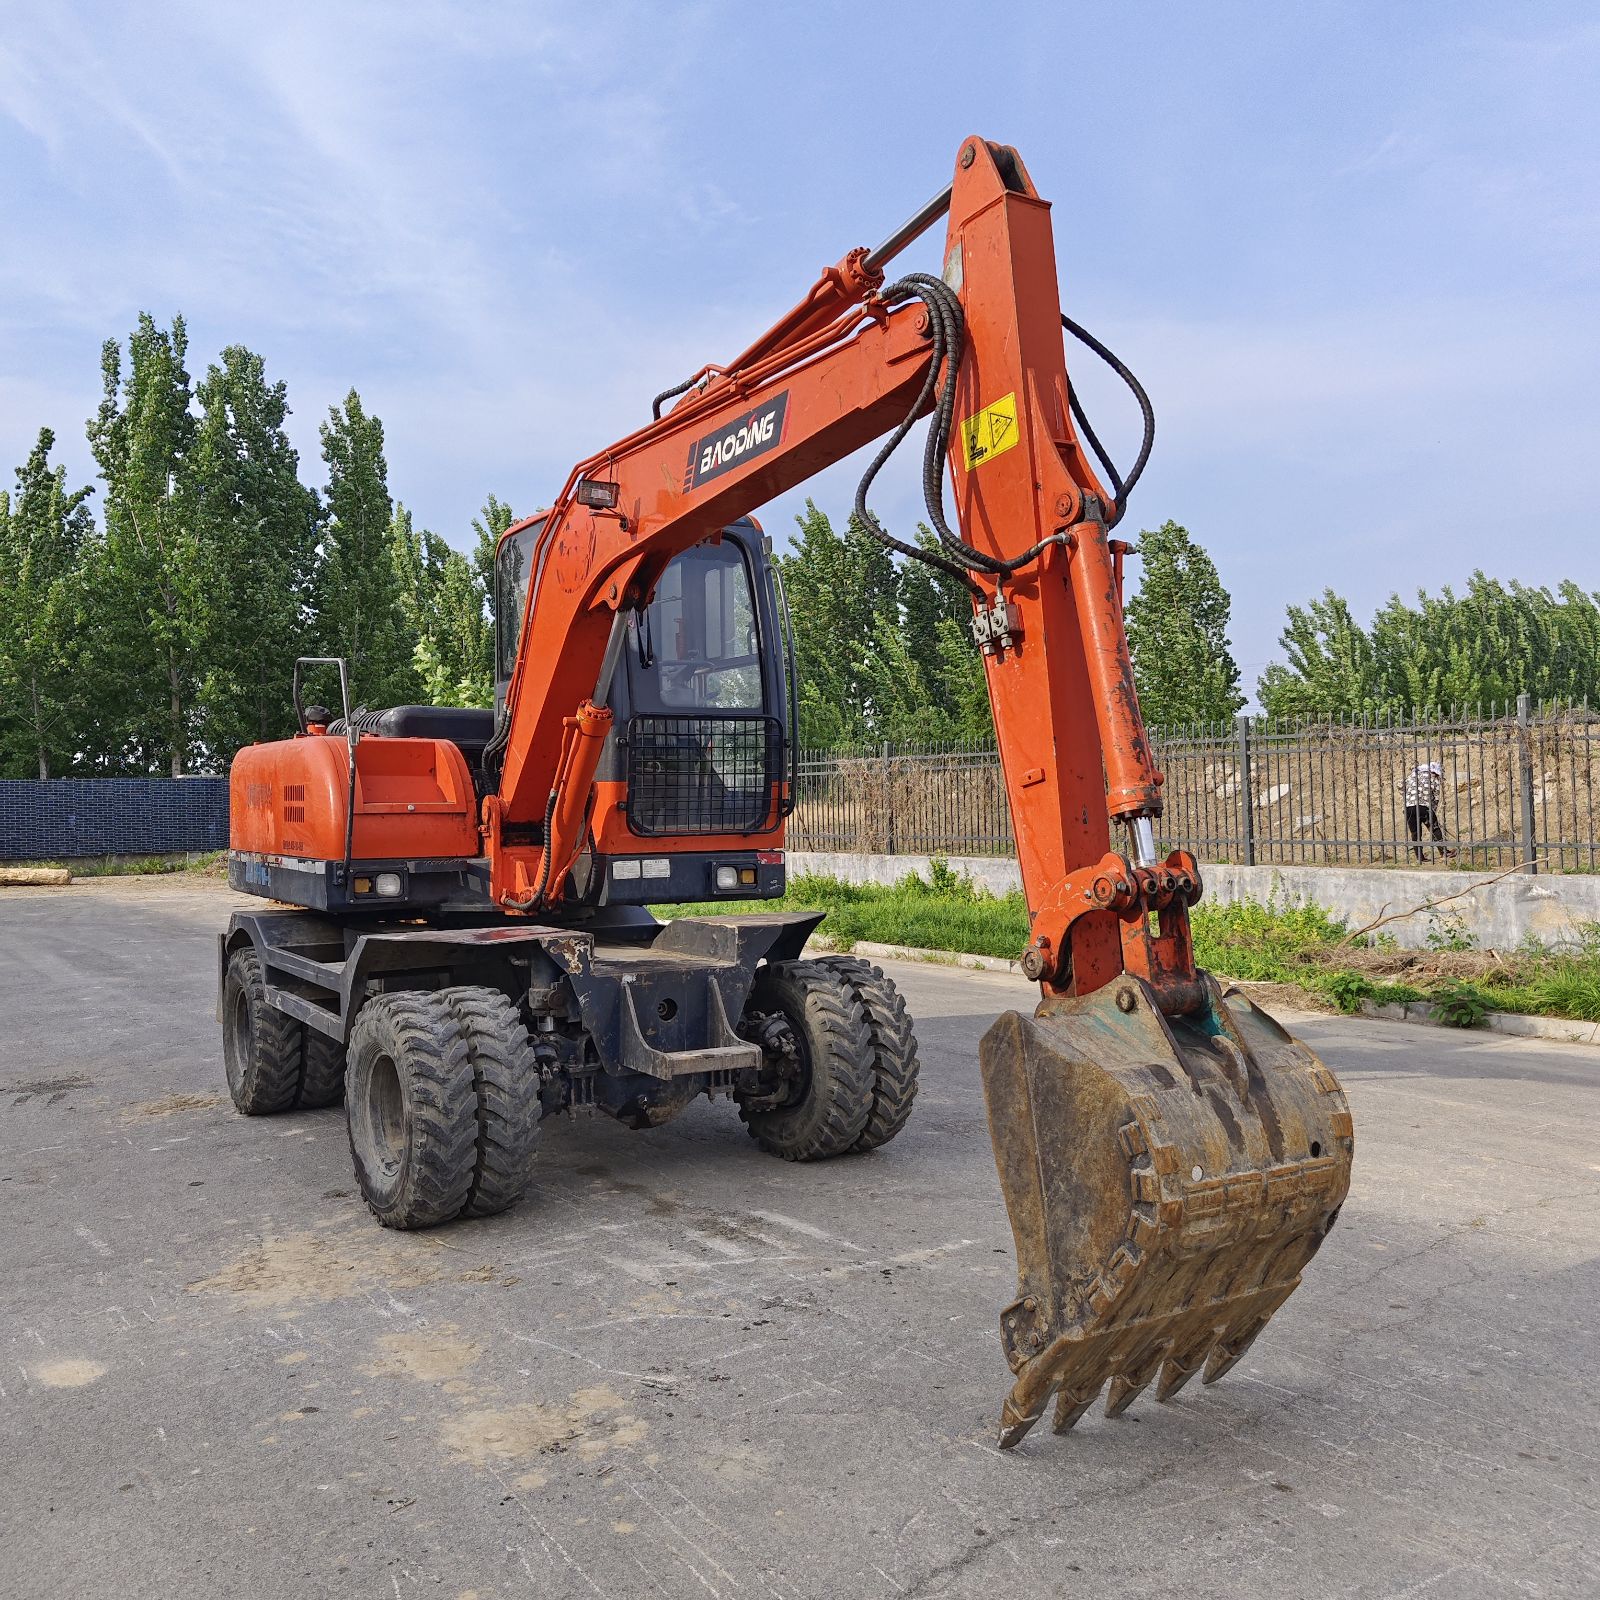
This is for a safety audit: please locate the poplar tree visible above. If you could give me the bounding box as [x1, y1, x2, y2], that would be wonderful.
[1257, 591, 1383, 717]
[472, 493, 517, 601]
[392, 504, 492, 707]
[898, 525, 990, 744]
[471, 494, 517, 693]
[188, 346, 320, 758]
[779, 500, 901, 745]
[1124, 520, 1245, 728]
[1258, 575, 1600, 716]
[390, 502, 447, 648]
[0, 429, 95, 777]
[315, 391, 413, 708]
[415, 552, 493, 707]
[86, 314, 199, 774]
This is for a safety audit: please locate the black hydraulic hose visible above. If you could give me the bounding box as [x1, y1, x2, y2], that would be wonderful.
[1061, 313, 1155, 528]
[852, 274, 987, 592]
[651, 373, 700, 421]
[503, 787, 560, 912]
[853, 278, 1162, 585]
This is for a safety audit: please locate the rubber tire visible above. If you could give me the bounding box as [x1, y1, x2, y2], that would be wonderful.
[439, 986, 542, 1219]
[346, 991, 478, 1229]
[298, 1032, 348, 1110]
[222, 947, 311, 1115]
[813, 955, 920, 1151]
[738, 960, 875, 1161]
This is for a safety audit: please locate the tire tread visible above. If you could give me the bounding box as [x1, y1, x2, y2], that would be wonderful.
[297, 1031, 347, 1109]
[738, 959, 875, 1161]
[346, 992, 477, 1229]
[223, 947, 306, 1115]
[440, 986, 542, 1220]
[813, 955, 920, 1151]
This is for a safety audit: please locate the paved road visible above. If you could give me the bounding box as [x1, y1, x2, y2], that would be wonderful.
[1, 876, 1596, 1599]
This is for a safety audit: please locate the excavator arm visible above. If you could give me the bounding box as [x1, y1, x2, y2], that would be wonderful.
[492, 137, 1354, 1448]
[490, 139, 1178, 978]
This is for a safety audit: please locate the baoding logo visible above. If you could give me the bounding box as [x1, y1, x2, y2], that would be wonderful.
[684, 392, 790, 491]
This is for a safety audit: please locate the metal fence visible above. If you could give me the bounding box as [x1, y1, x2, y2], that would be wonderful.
[788, 698, 1600, 872]
[0, 777, 230, 861]
[9, 699, 1599, 871]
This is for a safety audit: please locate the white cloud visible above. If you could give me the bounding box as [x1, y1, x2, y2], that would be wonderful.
[2, 0, 1598, 696]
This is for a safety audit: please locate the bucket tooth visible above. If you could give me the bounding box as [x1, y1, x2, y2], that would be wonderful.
[1156, 1346, 1208, 1403]
[1203, 1316, 1268, 1386]
[980, 976, 1353, 1447]
[998, 1391, 1049, 1451]
[1105, 1347, 1166, 1418]
[1052, 1383, 1100, 1434]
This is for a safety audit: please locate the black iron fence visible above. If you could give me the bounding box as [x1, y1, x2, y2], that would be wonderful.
[789, 698, 1600, 872]
[8, 700, 1599, 871]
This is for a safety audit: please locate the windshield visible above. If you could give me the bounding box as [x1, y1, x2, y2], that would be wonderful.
[495, 519, 544, 684]
[627, 540, 763, 713]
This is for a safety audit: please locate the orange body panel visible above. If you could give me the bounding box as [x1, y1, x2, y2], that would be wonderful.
[230, 735, 480, 861]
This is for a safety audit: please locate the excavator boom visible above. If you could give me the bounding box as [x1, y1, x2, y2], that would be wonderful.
[478, 136, 1353, 1447]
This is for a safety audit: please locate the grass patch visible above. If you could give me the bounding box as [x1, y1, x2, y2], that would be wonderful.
[70, 855, 189, 877]
[1186, 900, 1425, 1012]
[665, 861, 1600, 1027]
[11, 851, 226, 878]
[661, 867, 1031, 959]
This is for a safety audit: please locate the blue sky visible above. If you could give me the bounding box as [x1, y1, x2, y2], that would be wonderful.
[2, 1, 1596, 692]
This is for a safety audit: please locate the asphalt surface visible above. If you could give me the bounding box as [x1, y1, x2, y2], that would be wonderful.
[1, 875, 1597, 1599]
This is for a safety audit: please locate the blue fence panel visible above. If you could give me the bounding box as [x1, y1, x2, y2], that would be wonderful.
[0, 779, 230, 860]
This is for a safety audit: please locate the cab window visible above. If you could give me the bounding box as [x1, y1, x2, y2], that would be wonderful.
[495, 519, 544, 683]
[628, 540, 763, 713]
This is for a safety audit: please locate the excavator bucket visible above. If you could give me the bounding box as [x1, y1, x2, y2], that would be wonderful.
[981, 974, 1352, 1448]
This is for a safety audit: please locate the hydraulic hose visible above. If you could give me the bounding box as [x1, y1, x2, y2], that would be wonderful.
[853, 283, 1158, 585]
[1060, 313, 1155, 528]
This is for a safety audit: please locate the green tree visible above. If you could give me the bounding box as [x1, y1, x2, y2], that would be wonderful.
[928, 614, 994, 744]
[777, 504, 998, 747]
[0, 428, 95, 777]
[392, 503, 492, 708]
[1259, 573, 1600, 717]
[471, 492, 517, 602]
[315, 391, 414, 708]
[898, 525, 990, 744]
[1124, 520, 1245, 727]
[86, 313, 199, 774]
[1257, 590, 1381, 718]
[779, 500, 902, 745]
[187, 346, 320, 758]
[390, 502, 447, 646]
[415, 552, 493, 707]
[470, 493, 517, 694]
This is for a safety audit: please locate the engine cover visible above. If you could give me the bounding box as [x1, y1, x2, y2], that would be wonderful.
[230, 734, 480, 863]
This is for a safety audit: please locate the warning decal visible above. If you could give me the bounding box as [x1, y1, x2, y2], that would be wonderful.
[959, 392, 1019, 471]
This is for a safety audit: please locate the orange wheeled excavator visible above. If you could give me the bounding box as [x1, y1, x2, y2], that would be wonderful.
[221, 138, 1352, 1449]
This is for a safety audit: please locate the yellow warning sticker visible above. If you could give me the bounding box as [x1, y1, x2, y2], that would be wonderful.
[960, 392, 1019, 471]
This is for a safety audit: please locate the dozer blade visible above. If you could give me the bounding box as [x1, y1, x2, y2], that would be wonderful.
[981, 974, 1352, 1450]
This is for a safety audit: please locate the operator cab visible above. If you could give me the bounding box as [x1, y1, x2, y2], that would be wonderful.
[493, 517, 796, 907]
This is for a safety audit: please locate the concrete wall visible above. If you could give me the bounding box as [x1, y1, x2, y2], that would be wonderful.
[791, 851, 1023, 898]
[787, 851, 1600, 951]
